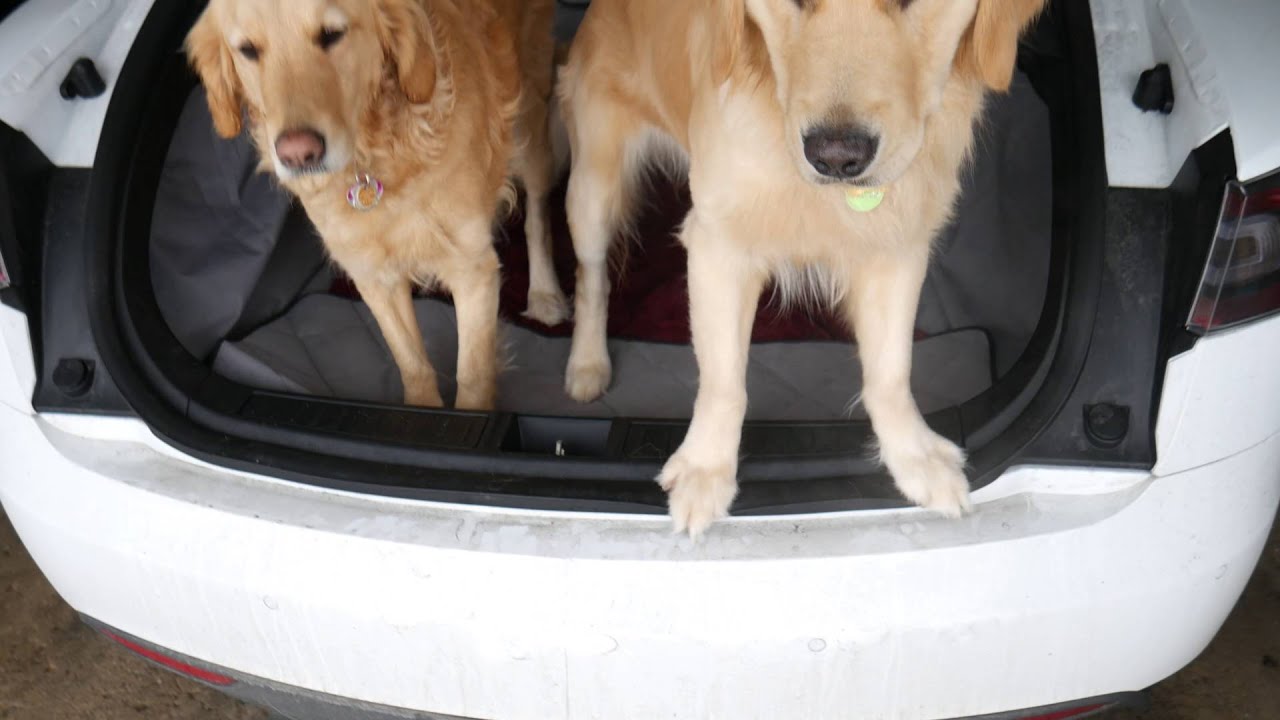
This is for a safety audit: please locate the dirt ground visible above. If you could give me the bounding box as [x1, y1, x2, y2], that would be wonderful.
[1, 510, 1277, 720]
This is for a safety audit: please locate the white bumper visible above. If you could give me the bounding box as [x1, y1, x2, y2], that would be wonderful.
[3, 405, 1277, 720]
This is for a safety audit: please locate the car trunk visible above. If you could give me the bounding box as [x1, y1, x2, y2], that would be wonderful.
[45, 0, 1188, 515]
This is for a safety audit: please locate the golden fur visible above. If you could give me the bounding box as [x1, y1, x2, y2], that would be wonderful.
[559, 0, 1046, 535]
[186, 0, 567, 410]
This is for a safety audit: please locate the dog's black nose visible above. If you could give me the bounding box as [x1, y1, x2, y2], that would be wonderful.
[802, 127, 879, 180]
[275, 128, 327, 171]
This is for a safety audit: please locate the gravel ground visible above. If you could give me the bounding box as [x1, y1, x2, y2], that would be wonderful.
[1, 509, 1276, 719]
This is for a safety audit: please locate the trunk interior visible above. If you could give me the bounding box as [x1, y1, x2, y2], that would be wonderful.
[79, 0, 1128, 514]
[152, 66, 1050, 423]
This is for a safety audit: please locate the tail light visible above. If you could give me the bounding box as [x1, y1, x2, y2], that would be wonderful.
[1187, 177, 1280, 333]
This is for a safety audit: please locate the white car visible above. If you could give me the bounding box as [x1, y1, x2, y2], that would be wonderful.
[2, 0, 1279, 718]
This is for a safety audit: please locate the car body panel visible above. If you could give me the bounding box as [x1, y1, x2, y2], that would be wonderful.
[1093, 0, 1280, 187]
[3, 406, 1277, 720]
[1155, 313, 1280, 476]
[0, 0, 157, 168]
[3, 1, 1280, 718]
[0, 304, 35, 413]
[1179, 0, 1280, 182]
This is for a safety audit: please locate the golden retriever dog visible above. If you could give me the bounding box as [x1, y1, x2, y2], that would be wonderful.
[186, 0, 568, 410]
[560, 0, 1046, 535]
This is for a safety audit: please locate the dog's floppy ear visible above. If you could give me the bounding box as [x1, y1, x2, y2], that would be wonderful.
[711, 0, 746, 83]
[376, 0, 438, 104]
[959, 0, 1047, 92]
[185, 10, 243, 138]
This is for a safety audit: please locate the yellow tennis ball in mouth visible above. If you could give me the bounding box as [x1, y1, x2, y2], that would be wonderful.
[845, 187, 885, 213]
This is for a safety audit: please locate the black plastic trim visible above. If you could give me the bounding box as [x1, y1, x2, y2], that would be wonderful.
[34, 169, 132, 414]
[958, 692, 1149, 720]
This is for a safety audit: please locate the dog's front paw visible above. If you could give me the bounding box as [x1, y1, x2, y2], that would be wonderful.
[565, 356, 611, 403]
[881, 431, 972, 518]
[523, 288, 570, 326]
[657, 453, 739, 538]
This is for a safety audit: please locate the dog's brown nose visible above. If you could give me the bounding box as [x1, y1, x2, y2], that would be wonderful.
[274, 128, 327, 171]
[802, 127, 879, 180]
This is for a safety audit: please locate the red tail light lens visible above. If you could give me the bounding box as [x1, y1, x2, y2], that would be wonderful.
[1187, 179, 1280, 333]
[102, 630, 236, 687]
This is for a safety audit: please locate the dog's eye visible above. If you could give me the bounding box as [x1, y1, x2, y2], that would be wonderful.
[318, 27, 347, 50]
[237, 41, 260, 61]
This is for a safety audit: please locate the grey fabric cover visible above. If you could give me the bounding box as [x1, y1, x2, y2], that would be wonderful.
[214, 295, 992, 421]
[921, 72, 1052, 373]
[150, 91, 330, 360]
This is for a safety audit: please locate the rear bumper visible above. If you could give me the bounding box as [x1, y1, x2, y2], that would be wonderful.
[3, 407, 1277, 720]
[82, 618, 1148, 720]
